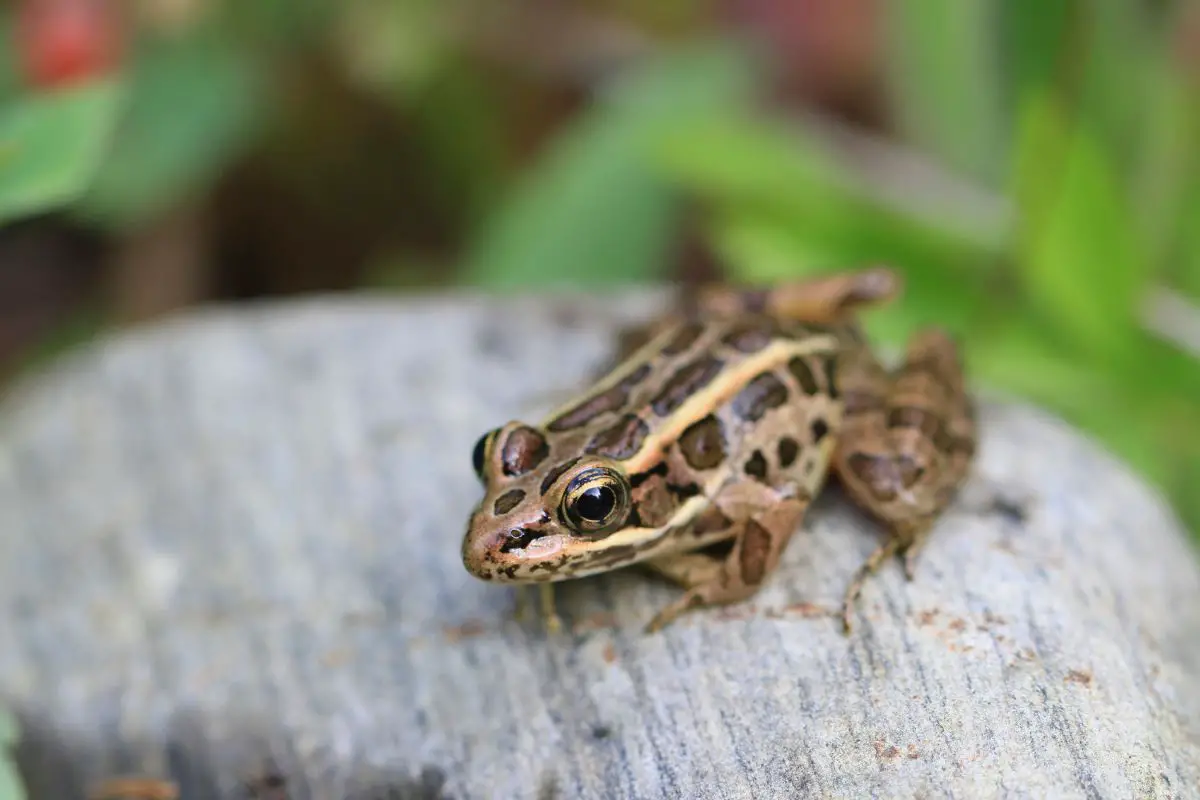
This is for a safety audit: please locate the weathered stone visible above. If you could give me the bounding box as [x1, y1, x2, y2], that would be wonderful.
[1, 292, 1198, 799]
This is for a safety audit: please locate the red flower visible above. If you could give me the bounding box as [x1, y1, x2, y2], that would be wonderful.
[15, 0, 124, 88]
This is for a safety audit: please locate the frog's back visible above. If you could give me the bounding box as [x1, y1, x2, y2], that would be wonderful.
[538, 314, 848, 486]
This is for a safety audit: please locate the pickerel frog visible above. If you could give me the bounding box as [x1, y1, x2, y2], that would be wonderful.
[461, 267, 976, 633]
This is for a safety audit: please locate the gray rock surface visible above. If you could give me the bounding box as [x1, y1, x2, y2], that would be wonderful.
[1, 291, 1199, 800]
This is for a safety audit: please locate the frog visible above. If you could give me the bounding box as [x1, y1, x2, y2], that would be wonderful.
[460, 267, 976, 634]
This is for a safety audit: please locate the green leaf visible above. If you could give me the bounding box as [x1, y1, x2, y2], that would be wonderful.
[968, 321, 1117, 415]
[0, 80, 123, 223]
[653, 116, 850, 223]
[1073, 4, 1159, 174]
[221, 0, 339, 48]
[0, 13, 23, 104]
[655, 116, 999, 317]
[0, 710, 14, 745]
[706, 213, 845, 284]
[75, 33, 264, 229]
[1164, 133, 1200, 300]
[882, 0, 1006, 182]
[1184, 185, 1200, 299]
[1002, 2, 1159, 183]
[463, 126, 675, 289]
[461, 41, 756, 289]
[999, 0, 1075, 110]
[702, 211, 991, 346]
[1172, 443, 1200, 537]
[1010, 91, 1146, 360]
[1130, 55, 1200, 281]
[969, 322, 1173, 487]
[0, 707, 23, 800]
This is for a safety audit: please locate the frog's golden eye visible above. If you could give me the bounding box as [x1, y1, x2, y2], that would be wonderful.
[561, 467, 630, 534]
[471, 428, 499, 481]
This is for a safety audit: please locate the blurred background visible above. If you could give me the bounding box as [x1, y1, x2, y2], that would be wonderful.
[0, 0, 1197, 536]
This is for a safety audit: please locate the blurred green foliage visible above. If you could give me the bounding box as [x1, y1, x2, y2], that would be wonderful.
[0, 79, 121, 221]
[0, 0, 1197, 534]
[464, 42, 757, 288]
[0, 707, 22, 800]
[77, 32, 263, 229]
[463, 2, 1200, 531]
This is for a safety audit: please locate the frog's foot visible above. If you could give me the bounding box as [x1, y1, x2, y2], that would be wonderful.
[644, 589, 710, 633]
[642, 552, 728, 632]
[644, 571, 765, 634]
[902, 525, 932, 581]
[841, 535, 904, 635]
[840, 520, 934, 633]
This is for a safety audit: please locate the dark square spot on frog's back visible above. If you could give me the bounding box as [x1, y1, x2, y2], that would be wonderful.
[651, 356, 725, 416]
[732, 372, 789, 422]
[744, 450, 768, 481]
[679, 414, 726, 470]
[585, 414, 650, 460]
[778, 437, 800, 468]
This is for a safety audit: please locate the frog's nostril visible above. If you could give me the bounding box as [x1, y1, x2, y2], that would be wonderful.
[500, 527, 540, 553]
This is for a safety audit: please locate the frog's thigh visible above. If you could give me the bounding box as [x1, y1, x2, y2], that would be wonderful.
[833, 327, 974, 539]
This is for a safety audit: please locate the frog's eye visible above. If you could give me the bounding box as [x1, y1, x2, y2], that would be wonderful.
[561, 467, 630, 535]
[472, 428, 499, 480]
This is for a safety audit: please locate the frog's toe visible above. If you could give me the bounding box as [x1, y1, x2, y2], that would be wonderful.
[644, 591, 704, 633]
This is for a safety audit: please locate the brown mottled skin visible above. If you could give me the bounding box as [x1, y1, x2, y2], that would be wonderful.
[461, 267, 976, 633]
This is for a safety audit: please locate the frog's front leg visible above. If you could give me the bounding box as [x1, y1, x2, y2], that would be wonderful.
[642, 485, 811, 632]
[512, 584, 564, 634]
[833, 328, 977, 633]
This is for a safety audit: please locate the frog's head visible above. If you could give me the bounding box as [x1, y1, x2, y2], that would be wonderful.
[461, 421, 634, 583]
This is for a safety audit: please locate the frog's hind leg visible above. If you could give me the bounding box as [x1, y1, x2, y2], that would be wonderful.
[642, 490, 811, 633]
[832, 328, 977, 633]
[690, 265, 901, 322]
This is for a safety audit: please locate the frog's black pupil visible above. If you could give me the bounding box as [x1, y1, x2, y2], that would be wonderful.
[575, 485, 615, 521]
[472, 432, 490, 475]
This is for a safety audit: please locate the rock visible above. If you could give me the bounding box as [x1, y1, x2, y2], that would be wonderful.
[1, 292, 1199, 800]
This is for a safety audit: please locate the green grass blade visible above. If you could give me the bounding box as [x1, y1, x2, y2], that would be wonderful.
[1009, 91, 1147, 360]
[462, 42, 757, 289]
[882, 0, 1006, 182]
[654, 116, 1003, 275]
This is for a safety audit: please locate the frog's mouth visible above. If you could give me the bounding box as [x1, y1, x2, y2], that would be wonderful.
[503, 532, 565, 560]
